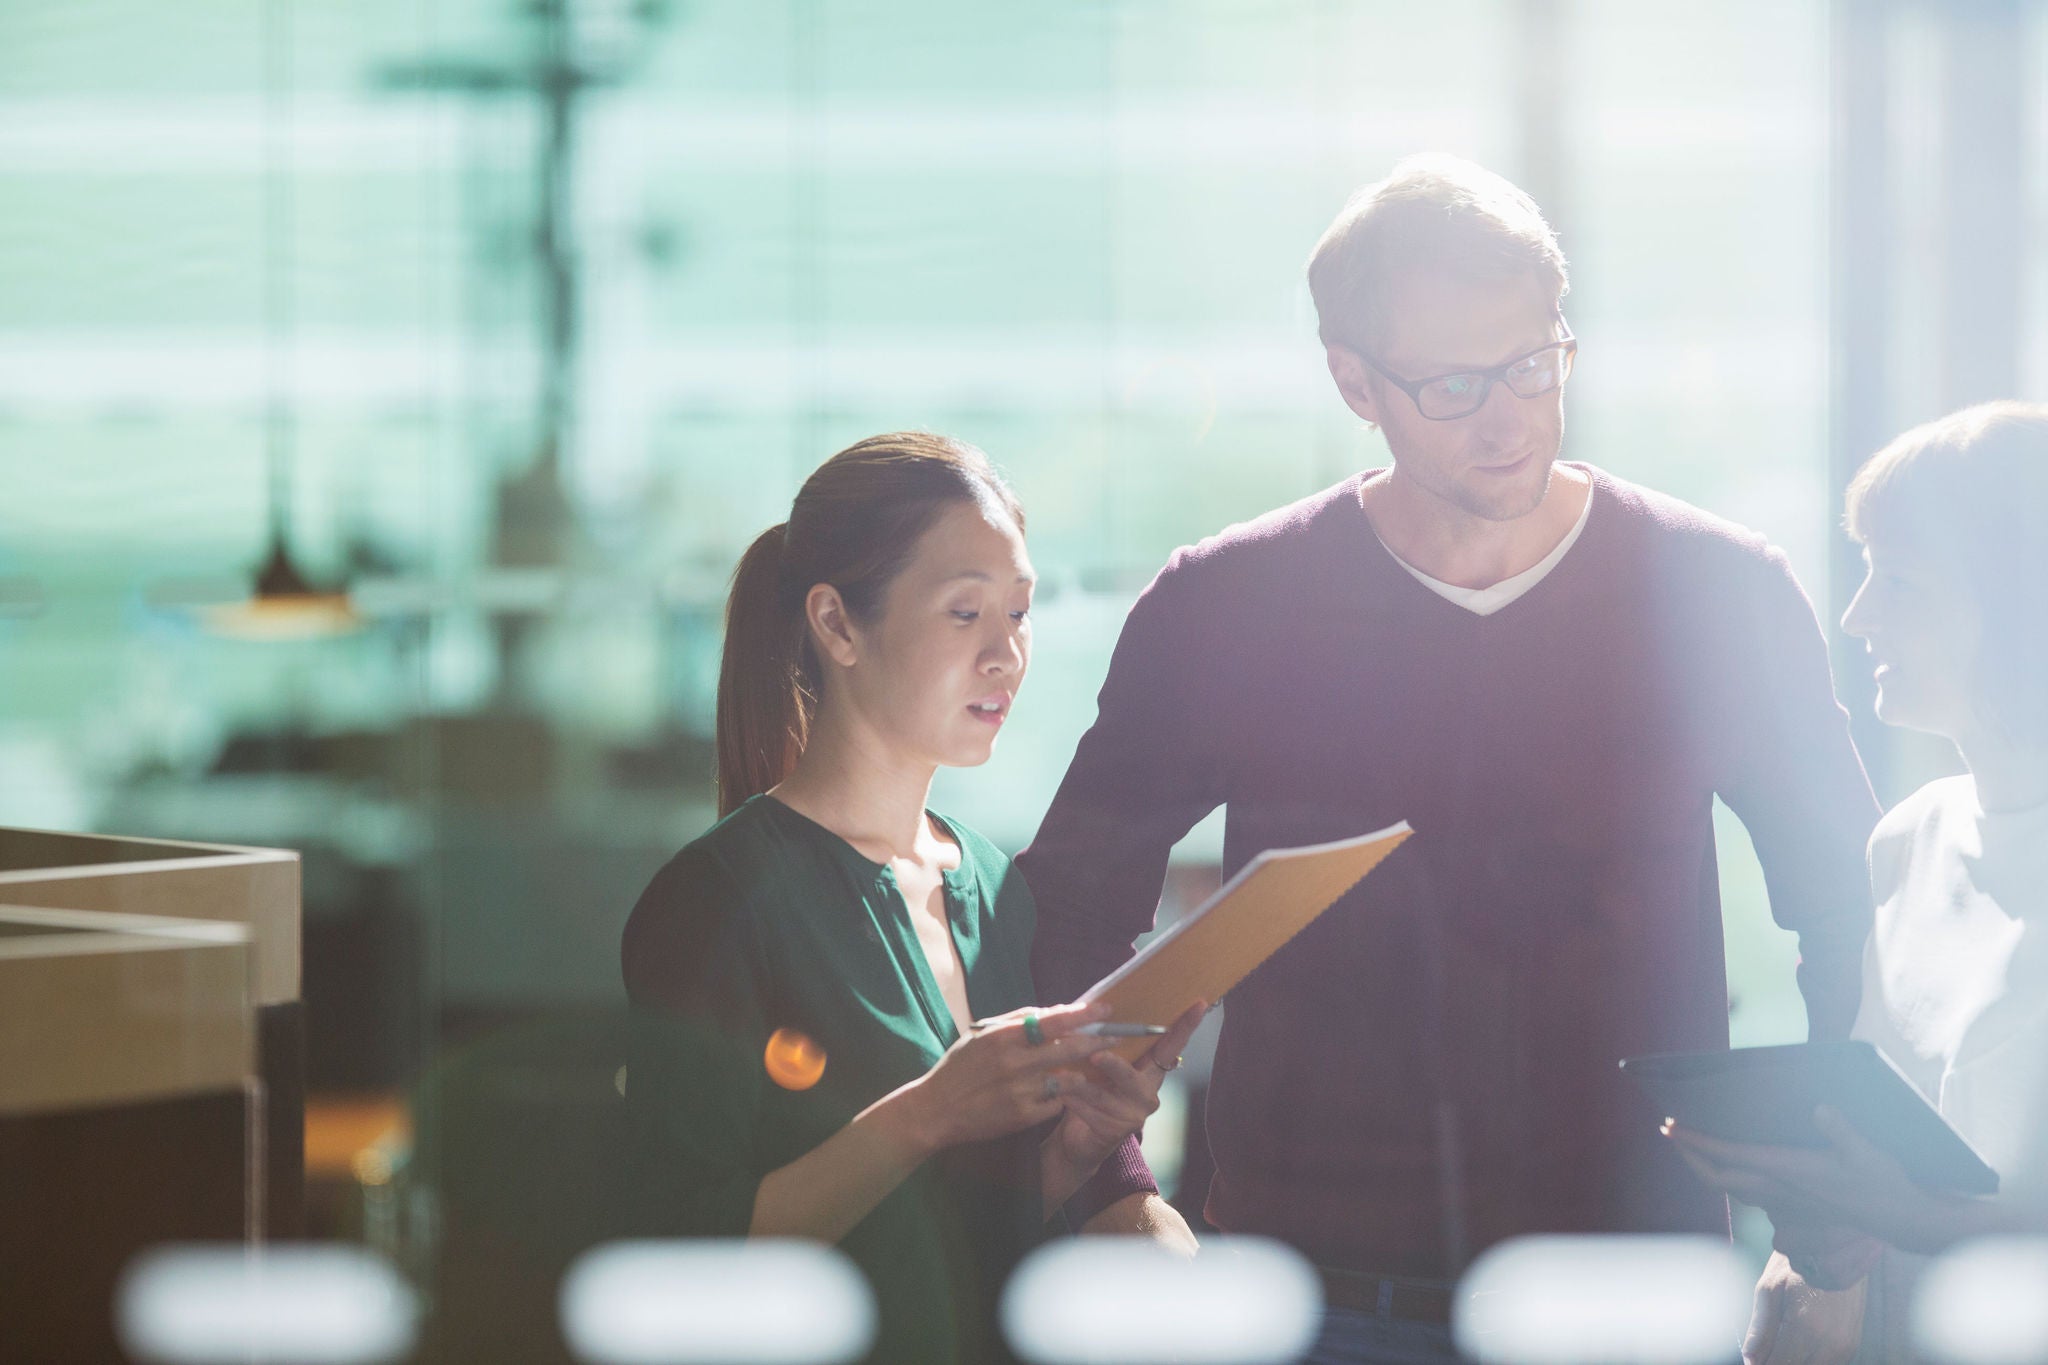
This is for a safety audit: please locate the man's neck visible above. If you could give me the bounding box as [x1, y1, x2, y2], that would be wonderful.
[1363, 464, 1591, 590]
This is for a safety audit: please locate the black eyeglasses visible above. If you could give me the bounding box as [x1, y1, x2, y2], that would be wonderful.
[1361, 323, 1578, 421]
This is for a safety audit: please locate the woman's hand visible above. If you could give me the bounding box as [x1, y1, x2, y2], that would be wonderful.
[752, 1001, 1114, 1244]
[1042, 1002, 1208, 1203]
[1741, 1251, 1866, 1365]
[890, 1001, 1118, 1154]
[1665, 1107, 1986, 1256]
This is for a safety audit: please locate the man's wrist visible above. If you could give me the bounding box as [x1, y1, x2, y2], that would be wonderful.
[1080, 1192, 1199, 1255]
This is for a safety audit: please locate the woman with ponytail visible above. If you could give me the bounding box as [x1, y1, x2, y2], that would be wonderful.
[622, 433, 1204, 1364]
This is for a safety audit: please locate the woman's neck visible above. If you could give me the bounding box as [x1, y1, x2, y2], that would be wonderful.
[771, 705, 939, 863]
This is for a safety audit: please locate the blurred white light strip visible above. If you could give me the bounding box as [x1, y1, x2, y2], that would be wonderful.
[1452, 1235, 1750, 1365]
[1582, 106, 1825, 157]
[0, 98, 1479, 174]
[0, 332, 1819, 411]
[0, 98, 488, 173]
[604, 100, 1487, 173]
[0, 98, 1821, 176]
[0, 334, 1310, 410]
[1000, 1236, 1319, 1365]
[559, 1240, 876, 1365]
[1914, 1237, 2048, 1365]
[116, 1243, 418, 1365]
[0, 334, 481, 407]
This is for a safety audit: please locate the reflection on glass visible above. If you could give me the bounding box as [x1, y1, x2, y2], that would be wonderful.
[1913, 1237, 2048, 1365]
[1452, 1235, 1750, 1365]
[559, 1239, 876, 1365]
[1000, 1235, 1319, 1365]
[116, 1243, 417, 1365]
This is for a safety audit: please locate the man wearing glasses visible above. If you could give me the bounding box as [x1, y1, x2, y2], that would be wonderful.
[1019, 155, 1878, 1361]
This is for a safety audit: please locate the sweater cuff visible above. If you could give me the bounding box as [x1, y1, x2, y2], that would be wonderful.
[1063, 1134, 1159, 1229]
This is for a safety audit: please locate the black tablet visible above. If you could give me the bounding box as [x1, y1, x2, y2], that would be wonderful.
[1619, 1040, 1999, 1197]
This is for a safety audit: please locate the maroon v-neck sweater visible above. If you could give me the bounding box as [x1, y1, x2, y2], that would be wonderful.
[1020, 466, 1878, 1276]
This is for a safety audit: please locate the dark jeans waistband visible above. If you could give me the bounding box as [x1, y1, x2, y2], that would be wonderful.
[1313, 1266, 1457, 1326]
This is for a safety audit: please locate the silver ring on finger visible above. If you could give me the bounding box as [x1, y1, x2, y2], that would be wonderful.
[1154, 1054, 1184, 1073]
[1040, 1074, 1060, 1101]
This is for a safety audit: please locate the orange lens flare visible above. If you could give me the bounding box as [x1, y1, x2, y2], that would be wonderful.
[764, 1028, 827, 1091]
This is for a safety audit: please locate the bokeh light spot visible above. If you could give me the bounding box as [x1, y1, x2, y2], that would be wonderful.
[764, 1028, 827, 1090]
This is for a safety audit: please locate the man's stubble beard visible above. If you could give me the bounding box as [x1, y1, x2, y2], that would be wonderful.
[1445, 455, 1555, 523]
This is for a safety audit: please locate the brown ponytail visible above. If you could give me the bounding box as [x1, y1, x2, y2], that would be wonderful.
[715, 523, 809, 818]
[713, 432, 1024, 818]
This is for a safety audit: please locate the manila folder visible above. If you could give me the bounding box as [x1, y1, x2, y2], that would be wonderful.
[1079, 821, 1412, 1059]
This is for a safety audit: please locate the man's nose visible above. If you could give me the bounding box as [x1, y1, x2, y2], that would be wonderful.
[1474, 378, 1537, 440]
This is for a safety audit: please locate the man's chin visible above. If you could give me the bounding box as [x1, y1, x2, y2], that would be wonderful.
[1455, 461, 1553, 522]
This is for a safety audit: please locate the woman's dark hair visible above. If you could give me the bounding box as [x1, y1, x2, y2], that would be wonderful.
[715, 432, 1025, 817]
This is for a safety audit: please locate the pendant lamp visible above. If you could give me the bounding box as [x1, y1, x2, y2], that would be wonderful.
[205, 0, 359, 641]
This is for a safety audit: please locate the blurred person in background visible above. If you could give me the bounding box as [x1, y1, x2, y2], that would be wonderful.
[1672, 402, 2048, 1365]
[1018, 155, 1880, 1364]
[621, 433, 1203, 1365]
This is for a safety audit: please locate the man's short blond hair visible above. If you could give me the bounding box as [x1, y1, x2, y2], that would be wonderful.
[1307, 154, 1568, 352]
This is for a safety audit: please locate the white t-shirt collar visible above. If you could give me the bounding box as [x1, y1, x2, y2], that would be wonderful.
[1377, 482, 1594, 617]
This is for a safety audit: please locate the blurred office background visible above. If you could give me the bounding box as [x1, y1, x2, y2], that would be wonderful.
[2, 0, 2044, 1292]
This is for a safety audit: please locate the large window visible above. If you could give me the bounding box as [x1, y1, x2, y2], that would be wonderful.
[1, 0, 1875, 1206]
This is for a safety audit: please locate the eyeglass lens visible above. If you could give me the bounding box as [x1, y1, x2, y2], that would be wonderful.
[1416, 344, 1575, 420]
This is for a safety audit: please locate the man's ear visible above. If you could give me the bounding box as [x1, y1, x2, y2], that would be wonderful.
[1326, 345, 1383, 427]
[805, 583, 859, 669]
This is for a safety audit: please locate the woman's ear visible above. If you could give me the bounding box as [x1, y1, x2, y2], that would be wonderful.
[805, 583, 859, 669]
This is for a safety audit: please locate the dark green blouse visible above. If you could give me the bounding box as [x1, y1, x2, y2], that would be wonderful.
[620, 794, 1055, 1365]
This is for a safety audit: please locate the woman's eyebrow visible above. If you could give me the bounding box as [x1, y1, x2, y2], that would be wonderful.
[939, 569, 1037, 586]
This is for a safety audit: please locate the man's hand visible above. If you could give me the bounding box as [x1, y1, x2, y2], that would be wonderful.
[1742, 1250, 1866, 1365]
[1079, 1191, 1199, 1257]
